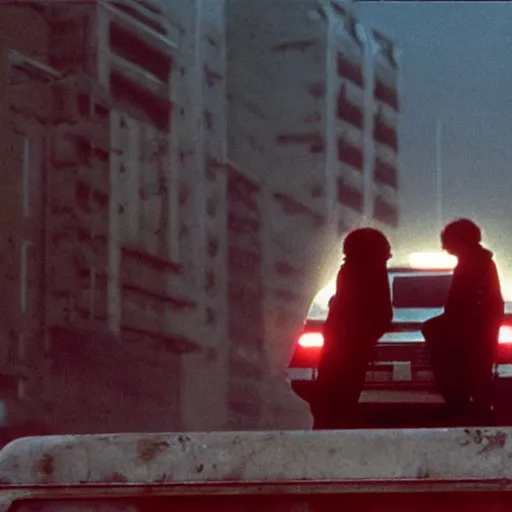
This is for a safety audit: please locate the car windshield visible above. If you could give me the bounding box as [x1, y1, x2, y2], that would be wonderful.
[392, 274, 453, 309]
[306, 270, 454, 320]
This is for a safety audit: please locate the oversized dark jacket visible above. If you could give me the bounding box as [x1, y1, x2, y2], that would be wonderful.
[323, 259, 393, 356]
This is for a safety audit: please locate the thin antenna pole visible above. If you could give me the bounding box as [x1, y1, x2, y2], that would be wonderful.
[436, 118, 443, 233]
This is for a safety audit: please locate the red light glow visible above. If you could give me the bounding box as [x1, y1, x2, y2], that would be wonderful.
[298, 332, 324, 348]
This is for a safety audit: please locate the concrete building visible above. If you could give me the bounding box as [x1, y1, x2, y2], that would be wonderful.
[226, 0, 400, 426]
[0, 0, 400, 436]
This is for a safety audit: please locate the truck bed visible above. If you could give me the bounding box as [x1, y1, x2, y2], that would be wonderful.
[0, 429, 512, 511]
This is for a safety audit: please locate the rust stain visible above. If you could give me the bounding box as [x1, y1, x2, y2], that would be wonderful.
[102, 472, 128, 483]
[204, 108, 214, 131]
[205, 307, 216, 327]
[37, 453, 54, 476]
[138, 439, 170, 462]
[206, 35, 219, 49]
[308, 82, 325, 99]
[207, 236, 219, 258]
[204, 65, 223, 88]
[243, 100, 266, 120]
[461, 429, 508, 455]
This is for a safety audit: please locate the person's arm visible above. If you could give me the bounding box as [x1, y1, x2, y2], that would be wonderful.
[444, 266, 466, 320]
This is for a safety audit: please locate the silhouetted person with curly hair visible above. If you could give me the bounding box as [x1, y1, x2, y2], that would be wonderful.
[422, 219, 504, 425]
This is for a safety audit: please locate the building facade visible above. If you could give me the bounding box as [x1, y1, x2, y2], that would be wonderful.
[0, 0, 400, 435]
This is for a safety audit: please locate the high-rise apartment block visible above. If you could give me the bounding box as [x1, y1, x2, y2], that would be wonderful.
[0, 0, 400, 436]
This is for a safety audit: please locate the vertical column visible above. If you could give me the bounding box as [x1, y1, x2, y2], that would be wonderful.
[324, 4, 339, 227]
[108, 111, 122, 335]
[362, 25, 375, 223]
[95, 5, 110, 89]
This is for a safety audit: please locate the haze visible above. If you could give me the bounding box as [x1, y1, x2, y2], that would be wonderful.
[358, 2, 512, 296]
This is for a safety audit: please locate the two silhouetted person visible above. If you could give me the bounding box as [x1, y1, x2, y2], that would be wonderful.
[311, 228, 392, 429]
[422, 219, 504, 424]
[310, 220, 503, 430]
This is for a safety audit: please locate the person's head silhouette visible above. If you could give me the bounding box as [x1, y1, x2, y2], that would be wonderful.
[343, 228, 391, 264]
[441, 218, 482, 257]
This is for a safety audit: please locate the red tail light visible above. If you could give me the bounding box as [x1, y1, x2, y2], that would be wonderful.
[298, 332, 324, 348]
[499, 325, 512, 344]
[289, 331, 324, 368]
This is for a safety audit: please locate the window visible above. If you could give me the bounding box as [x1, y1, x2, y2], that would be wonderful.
[374, 157, 398, 188]
[337, 137, 364, 170]
[17, 378, 26, 400]
[337, 179, 364, 212]
[374, 113, 398, 152]
[374, 78, 399, 111]
[20, 240, 31, 313]
[18, 333, 26, 363]
[337, 53, 364, 88]
[109, 21, 171, 80]
[373, 196, 398, 226]
[337, 85, 364, 129]
[22, 137, 30, 217]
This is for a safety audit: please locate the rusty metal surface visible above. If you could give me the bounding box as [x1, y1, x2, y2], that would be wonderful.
[0, 429, 512, 511]
[0, 428, 511, 487]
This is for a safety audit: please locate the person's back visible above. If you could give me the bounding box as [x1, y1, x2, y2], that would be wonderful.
[445, 245, 503, 335]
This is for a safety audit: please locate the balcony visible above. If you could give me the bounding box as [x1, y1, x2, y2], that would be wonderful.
[374, 115, 398, 152]
[337, 53, 364, 89]
[373, 196, 398, 227]
[338, 137, 364, 171]
[374, 78, 399, 112]
[337, 86, 363, 129]
[374, 157, 398, 189]
[337, 179, 364, 213]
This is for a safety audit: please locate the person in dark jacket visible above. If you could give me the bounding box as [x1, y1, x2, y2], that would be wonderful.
[422, 219, 504, 424]
[310, 228, 393, 429]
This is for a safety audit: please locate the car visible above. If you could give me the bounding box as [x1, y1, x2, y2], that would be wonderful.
[287, 264, 512, 427]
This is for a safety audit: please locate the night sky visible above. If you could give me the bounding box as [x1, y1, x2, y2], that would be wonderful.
[358, 2, 512, 292]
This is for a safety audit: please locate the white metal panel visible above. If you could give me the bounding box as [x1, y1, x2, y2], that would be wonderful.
[1, 428, 512, 486]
